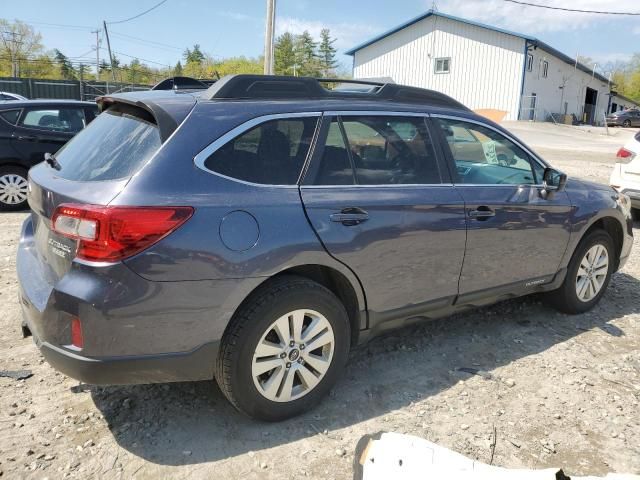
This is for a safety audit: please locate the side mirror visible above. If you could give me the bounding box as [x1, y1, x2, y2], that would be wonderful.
[542, 167, 567, 197]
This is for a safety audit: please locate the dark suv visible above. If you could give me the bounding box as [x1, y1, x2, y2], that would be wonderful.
[0, 100, 98, 210]
[17, 76, 634, 421]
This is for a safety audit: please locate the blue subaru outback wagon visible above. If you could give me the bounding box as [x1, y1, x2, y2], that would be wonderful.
[17, 75, 633, 420]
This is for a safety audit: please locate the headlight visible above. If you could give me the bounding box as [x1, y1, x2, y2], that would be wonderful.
[617, 193, 632, 218]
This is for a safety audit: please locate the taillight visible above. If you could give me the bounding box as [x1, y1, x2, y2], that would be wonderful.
[52, 204, 194, 262]
[71, 317, 83, 349]
[616, 147, 635, 163]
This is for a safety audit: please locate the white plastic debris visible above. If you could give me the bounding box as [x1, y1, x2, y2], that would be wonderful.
[354, 432, 639, 480]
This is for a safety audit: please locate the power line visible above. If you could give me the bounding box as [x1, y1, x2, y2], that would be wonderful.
[109, 30, 182, 51]
[503, 0, 640, 15]
[99, 47, 171, 67]
[106, 0, 169, 25]
[14, 20, 95, 31]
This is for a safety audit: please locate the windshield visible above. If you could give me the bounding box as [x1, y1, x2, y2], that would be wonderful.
[53, 109, 161, 182]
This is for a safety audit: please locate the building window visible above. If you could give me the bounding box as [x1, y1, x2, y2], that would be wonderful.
[542, 60, 549, 78]
[527, 54, 533, 72]
[434, 57, 450, 74]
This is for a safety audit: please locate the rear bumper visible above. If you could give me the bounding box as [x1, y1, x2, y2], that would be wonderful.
[17, 215, 261, 385]
[34, 335, 218, 385]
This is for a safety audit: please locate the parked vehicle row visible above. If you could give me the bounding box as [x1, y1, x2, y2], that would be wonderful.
[0, 100, 98, 210]
[16, 75, 633, 421]
[611, 130, 640, 220]
[606, 109, 640, 128]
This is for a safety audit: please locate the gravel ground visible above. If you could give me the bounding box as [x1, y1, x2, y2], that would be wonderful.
[1, 123, 639, 479]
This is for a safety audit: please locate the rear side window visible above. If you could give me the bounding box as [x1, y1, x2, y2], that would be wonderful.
[54, 109, 161, 181]
[21, 107, 86, 133]
[203, 117, 318, 185]
[0, 109, 20, 125]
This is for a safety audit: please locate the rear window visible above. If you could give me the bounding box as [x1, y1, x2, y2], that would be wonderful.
[54, 108, 161, 181]
[0, 109, 20, 125]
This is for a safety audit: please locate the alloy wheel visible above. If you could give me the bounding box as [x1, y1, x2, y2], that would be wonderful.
[0, 173, 28, 206]
[575, 243, 609, 302]
[251, 309, 335, 402]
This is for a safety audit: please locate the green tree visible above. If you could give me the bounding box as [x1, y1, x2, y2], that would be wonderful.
[295, 30, 320, 77]
[54, 49, 75, 79]
[183, 44, 205, 64]
[318, 29, 337, 77]
[0, 19, 45, 77]
[174, 60, 183, 75]
[274, 32, 296, 75]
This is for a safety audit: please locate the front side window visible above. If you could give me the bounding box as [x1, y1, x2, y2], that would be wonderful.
[435, 57, 450, 74]
[542, 61, 549, 78]
[204, 117, 318, 185]
[436, 118, 540, 185]
[20, 108, 86, 133]
[527, 54, 533, 72]
[314, 115, 441, 185]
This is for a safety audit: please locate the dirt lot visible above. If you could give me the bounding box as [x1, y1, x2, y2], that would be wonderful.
[1, 123, 639, 479]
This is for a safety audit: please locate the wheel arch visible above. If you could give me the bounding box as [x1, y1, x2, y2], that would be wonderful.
[226, 264, 367, 347]
[0, 161, 29, 173]
[577, 215, 624, 270]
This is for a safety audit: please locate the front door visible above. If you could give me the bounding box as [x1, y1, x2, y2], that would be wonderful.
[11, 106, 87, 166]
[433, 116, 572, 298]
[301, 113, 467, 318]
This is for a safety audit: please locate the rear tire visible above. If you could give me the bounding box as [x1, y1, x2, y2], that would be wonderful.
[545, 230, 614, 314]
[623, 119, 632, 128]
[0, 166, 29, 211]
[215, 275, 350, 421]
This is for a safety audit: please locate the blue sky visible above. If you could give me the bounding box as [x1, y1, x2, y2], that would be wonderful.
[3, 0, 639, 73]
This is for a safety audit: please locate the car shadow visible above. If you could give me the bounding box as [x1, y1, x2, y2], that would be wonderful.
[89, 270, 640, 466]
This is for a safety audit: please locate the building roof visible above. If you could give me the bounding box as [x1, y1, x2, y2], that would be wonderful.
[345, 10, 610, 84]
[611, 92, 640, 106]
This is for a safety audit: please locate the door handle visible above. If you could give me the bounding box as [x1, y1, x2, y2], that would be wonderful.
[468, 206, 495, 220]
[330, 208, 369, 226]
[17, 135, 37, 141]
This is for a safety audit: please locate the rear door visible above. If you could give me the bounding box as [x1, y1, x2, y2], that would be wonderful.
[300, 112, 467, 318]
[11, 106, 87, 166]
[0, 108, 21, 159]
[432, 115, 572, 298]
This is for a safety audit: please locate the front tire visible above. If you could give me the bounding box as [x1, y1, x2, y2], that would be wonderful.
[623, 119, 632, 128]
[0, 166, 29, 211]
[215, 275, 350, 421]
[546, 230, 614, 314]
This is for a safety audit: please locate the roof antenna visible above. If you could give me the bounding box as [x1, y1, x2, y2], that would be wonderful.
[431, 1, 438, 12]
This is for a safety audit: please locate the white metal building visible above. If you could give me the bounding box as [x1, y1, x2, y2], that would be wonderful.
[609, 93, 640, 114]
[346, 10, 612, 123]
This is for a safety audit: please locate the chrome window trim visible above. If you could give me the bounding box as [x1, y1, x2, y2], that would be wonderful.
[431, 112, 551, 187]
[302, 183, 454, 189]
[193, 111, 322, 188]
[324, 110, 428, 117]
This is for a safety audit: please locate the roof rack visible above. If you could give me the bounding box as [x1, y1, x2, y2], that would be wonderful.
[203, 75, 470, 111]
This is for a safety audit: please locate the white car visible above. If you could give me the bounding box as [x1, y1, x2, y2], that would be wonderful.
[0, 91, 27, 101]
[610, 130, 640, 220]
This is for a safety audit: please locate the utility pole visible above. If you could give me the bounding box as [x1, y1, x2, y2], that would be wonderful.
[263, 0, 276, 75]
[0, 30, 24, 77]
[103, 21, 117, 82]
[92, 29, 100, 81]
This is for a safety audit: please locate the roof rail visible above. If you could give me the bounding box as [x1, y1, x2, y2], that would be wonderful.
[203, 75, 470, 111]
